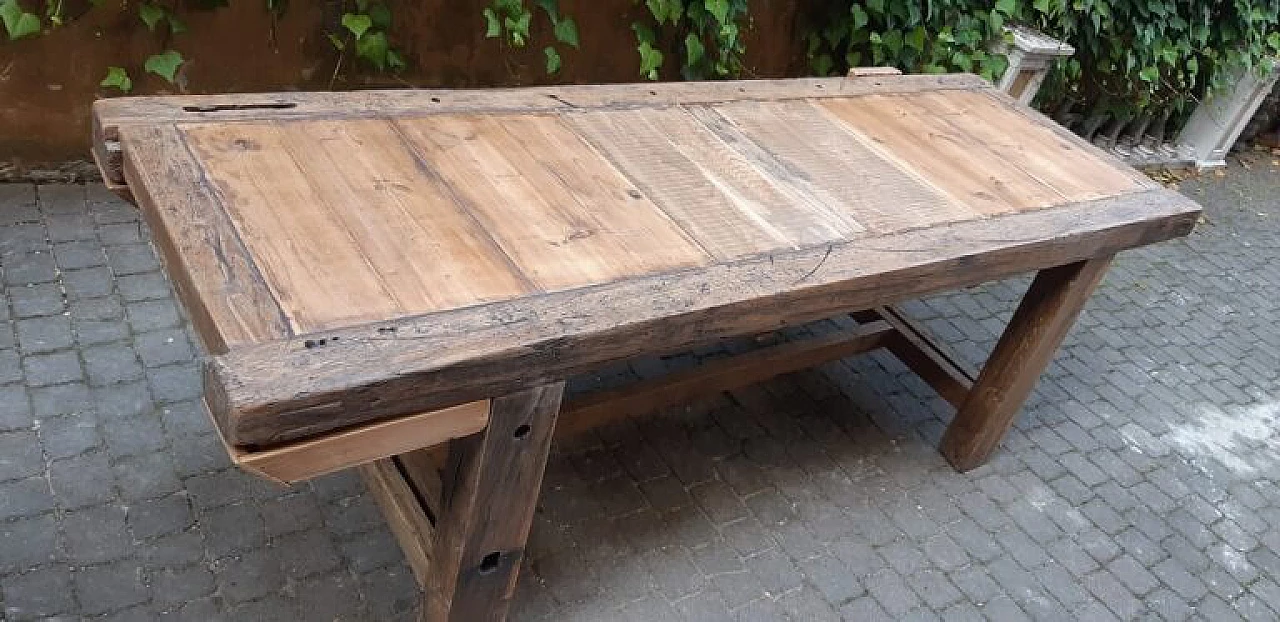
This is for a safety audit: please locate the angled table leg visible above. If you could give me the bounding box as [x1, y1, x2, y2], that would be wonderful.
[423, 383, 565, 621]
[940, 257, 1113, 471]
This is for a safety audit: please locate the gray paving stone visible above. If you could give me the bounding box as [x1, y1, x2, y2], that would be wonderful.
[30, 381, 91, 417]
[106, 244, 161, 276]
[1, 564, 76, 619]
[73, 559, 149, 615]
[83, 343, 144, 386]
[14, 315, 72, 353]
[0, 384, 32, 430]
[0, 428, 43, 481]
[21, 351, 82, 386]
[127, 493, 194, 540]
[61, 504, 134, 564]
[8, 282, 64, 318]
[0, 513, 59, 572]
[36, 413, 101, 461]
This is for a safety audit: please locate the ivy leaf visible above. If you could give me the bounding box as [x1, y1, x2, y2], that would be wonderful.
[705, 0, 729, 23]
[144, 50, 184, 83]
[850, 4, 868, 30]
[534, 0, 558, 22]
[341, 13, 372, 40]
[100, 66, 132, 93]
[387, 48, 406, 71]
[994, 0, 1016, 17]
[5, 8, 38, 39]
[482, 8, 500, 37]
[811, 53, 833, 76]
[544, 46, 562, 74]
[504, 11, 531, 46]
[1138, 65, 1159, 83]
[553, 16, 578, 48]
[138, 3, 165, 31]
[368, 4, 391, 30]
[637, 40, 663, 80]
[684, 32, 705, 67]
[904, 25, 925, 52]
[355, 30, 389, 69]
[866, 0, 884, 14]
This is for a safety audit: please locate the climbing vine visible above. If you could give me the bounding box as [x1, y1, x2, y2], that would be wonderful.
[481, 0, 579, 74]
[631, 0, 749, 80]
[1, 0, 406, 95]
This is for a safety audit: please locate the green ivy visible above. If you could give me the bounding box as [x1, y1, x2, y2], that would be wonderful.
[2, 0, 409, 96]
[630, 0, 749, 80]
[482, 0, 579, 75]
[330, 0, 404, 72]
[803, 0, 1013, 82]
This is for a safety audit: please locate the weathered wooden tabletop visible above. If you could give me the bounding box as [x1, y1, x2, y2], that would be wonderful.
[94, 72, 1199, 452]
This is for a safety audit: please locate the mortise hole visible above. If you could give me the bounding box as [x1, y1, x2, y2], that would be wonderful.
[815, 84, 824, 89]
[648, 90, 657, 95]
[430, 97, 441, 103]
[513, 424, 531, 439]
[479, 552, 501, 574]
[182, 103, 297, 113]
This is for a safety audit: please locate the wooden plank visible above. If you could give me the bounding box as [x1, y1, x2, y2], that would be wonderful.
[425, 384, 564, 621]
[940, 257, 1113, 471]
[206, 187, 1199, 446]
[397, 447, 446, 524]
[980, 88, 1157, 189]
[557, 320, 894, 438]
[180, 121, 407, 331]
[94, 74, 988, 128]
[870, 306, 976, 408]
[567, 108, 839, 258]
[820, 95, 1059, 215]
[916, 90, 1146, 202]
[393, 114, 709, 292]
[92, 76, 989, 189]
[228, 400, 489, 483]
[119, 124, 291, 353]
[359, 458, 436, 586]
[704, 101, 976, 234]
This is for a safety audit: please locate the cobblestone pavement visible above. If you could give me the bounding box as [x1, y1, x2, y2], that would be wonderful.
[0, 165, 1278, 621]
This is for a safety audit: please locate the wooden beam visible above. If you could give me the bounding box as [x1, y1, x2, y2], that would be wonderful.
[206, 188, 1197, 447]
[121, 124, 292, 353]
[941, 257, 1113, 471]
[425, 384, 564, 621]
[359, 458, 436, 587]
[229, 401, 488, 483]
[557, 320, 893, 439]
[870, 306, 976, 408]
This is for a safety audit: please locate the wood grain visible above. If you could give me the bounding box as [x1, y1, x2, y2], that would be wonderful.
[558, 320, 893, 438]
[119, 124, 291, 352]
[866, 306, 976, 408]
[359, 458, 436, 586]
[206, 188, 1198, 446]
[941, 257, 1113, 471]
[228, 400, 488, 483]
[568, 107, 841, 258]
[425, 384, 564, 621]
[822, 95, 1055, 214]
[394, 114, 709, 292]
[94, 74, 987, 128]
[182, 120, 532, 333]
[704, 100, 976, 234]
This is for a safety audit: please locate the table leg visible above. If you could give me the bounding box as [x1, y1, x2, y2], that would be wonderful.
[423, 383, 565, 621]
[940, 256, 1113, 471]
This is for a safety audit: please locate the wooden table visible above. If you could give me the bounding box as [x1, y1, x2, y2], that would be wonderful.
[93, 69, 1199, 620]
